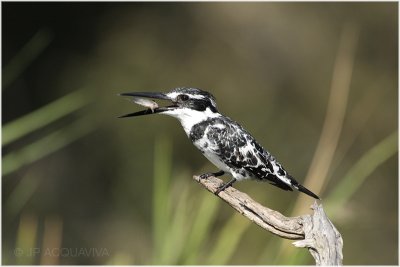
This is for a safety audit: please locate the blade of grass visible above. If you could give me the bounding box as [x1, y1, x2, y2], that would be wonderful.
[323, 88, 386, 192]
[152, 135, 172, 264]
[257, 238, 283, 264]
[3, 117, 95, 176]
[159, 183, 190, 264]
[15, 213, 38, 265]
[273, 23, 358, 265]
[206, 213, 250, 265]
[4, 174, 42, 220]
[294, 23, 359, 214]
[3, 29, 53, 89]
[3, 90, 89, 146]
[181, 190, 221, 264]
[40, 215, 63, 265]
[106, 252, 134, 265]
[274, 131, 398, 265]
[325, 131, 397, 214]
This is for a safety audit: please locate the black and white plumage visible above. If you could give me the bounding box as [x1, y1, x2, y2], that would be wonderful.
[119, 87, 319, 199]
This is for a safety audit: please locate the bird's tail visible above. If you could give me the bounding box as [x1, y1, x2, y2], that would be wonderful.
[294, 183, 320, 200]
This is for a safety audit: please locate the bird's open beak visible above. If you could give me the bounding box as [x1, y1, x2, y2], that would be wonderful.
[118, 92, 176, 118]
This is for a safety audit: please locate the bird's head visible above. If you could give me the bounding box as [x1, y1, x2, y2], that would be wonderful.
[118, 87, 219, 121]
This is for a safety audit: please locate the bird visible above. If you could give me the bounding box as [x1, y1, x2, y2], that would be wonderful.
[118, 87, 320, 199]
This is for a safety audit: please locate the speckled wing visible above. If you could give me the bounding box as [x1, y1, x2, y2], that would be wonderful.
[241, 135, 296, 191]
[194, 116, 296, 191]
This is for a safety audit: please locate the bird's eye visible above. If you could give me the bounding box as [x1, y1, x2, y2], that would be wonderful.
[178, 94, 189, 101]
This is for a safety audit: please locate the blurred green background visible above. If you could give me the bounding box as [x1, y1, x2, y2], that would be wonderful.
[2, 2, 398, 265]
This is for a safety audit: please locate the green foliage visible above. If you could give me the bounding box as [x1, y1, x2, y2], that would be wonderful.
[151, 136, 172, 264]
[206, 213, 250, 265]
[3, 90, 88, 146]
[180, 190, 220, 264]
[325, 131, 398, 215]
[2, 31, 95, 264]
[2, 27, 93, 177]
[4, 173, 41, 220]
[3, 29, 52, 89]
[3, 92, 93, 176]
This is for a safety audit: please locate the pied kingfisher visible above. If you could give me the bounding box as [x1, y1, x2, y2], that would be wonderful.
[119, 87, 319, 199]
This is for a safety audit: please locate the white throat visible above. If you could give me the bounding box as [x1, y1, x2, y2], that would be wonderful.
[163, 107, 221, 136]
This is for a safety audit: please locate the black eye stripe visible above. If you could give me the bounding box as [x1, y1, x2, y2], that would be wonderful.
[174, 93, 218, 113]
[178, 94, 189, 101]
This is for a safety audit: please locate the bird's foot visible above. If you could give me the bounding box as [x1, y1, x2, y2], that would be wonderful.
[214, 178, 237, 195]
[199, 170, 225, 180]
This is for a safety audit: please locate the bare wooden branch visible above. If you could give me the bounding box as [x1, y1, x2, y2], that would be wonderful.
[193, 175, 343, 265]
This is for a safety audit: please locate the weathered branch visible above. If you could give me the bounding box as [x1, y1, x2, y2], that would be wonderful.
[193, 175, 343, 265]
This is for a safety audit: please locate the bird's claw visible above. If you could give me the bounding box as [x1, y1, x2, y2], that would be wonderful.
[214, 186, 224, 195]
[199, 172, 214, 179]
[214, 178, 237, 195]
[199, 170, 225, 180]
[214, 183, 230, 195]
